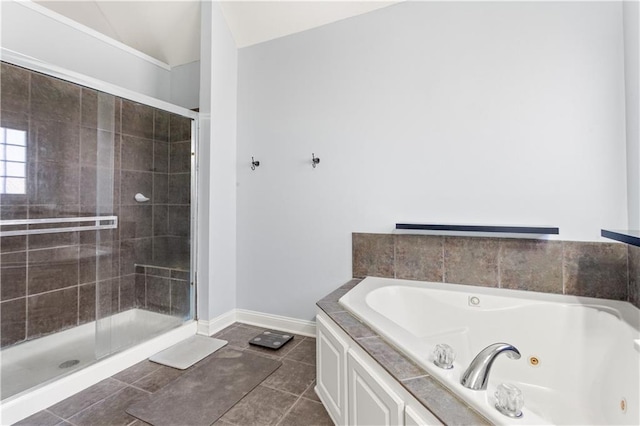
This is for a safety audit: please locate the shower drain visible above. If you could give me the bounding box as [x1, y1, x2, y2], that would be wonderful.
[58, 360, 80, 369]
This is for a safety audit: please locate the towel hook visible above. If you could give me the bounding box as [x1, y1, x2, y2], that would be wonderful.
[251, 157, 260, 171]
[312, 153, 320, 168]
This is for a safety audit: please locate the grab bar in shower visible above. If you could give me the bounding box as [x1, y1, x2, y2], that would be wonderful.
[0, 216, 118, 237]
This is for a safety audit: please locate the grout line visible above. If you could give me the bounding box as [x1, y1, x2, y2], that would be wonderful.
[43, 409, 66, 421]
[77, 285, 81, 327]
[126, 383, 153, 395]
[167, 127, 172, 179]
[22, 283, 83, 298]
[260, 383, 305, 399]
[284, 336, 305, 352]
[275, 379, 318, 425]
[63, 417, 81, 426]
[276, 395, 303, 425]
[299, 395, 322, 404]
[25, 243, 86, 253]
[169, 277, 173, 315]
[0, 294, 27, 303]
[214, 404, 242, 426]
[442, 236, 446, 282]
[112, 363, 162, 387]
[0, 246, 29, 255]
[117, 275, 122, 313]
[561, 241, 566, 295]
[143, 266, 148, 308]
[111, 377, 131, 386]
[62, 384, 130, 422]
[626, 245, 631, 302]
[241, 346, 283, 361]
[497, 239, 503, 289]
[393, 234, 397, 279]
[283, 357, 315, 368]
[400, 374, 429, 382]
[274, 357, 310, 368]
[56, 397, 106, 422]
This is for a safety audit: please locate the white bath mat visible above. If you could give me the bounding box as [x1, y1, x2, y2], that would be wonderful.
[149, 335, 228, 370]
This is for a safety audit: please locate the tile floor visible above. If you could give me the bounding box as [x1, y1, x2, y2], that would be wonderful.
[15, 323, 332, 426]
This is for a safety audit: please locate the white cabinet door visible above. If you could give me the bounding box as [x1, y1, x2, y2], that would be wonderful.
[348, 349, 404, 426]
[316, 314, 348, 425]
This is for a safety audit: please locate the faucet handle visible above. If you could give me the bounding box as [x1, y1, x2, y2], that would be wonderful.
[433, 343, 456, 369]
[494, 383, 524, 418]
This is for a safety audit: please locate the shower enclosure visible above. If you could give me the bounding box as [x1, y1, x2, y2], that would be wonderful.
[0, 60, 197, 401]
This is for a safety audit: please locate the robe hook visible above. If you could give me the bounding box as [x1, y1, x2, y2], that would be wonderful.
[251, 157, 260, 171]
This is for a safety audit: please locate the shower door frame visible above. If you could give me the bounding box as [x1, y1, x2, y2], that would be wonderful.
[1, 47, 201, 324]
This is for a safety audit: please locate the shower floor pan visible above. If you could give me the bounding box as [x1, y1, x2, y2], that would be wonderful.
[1, 309, 183, 400]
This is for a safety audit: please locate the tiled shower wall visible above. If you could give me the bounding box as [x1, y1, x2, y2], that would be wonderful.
[0, 62, 192, 348]
[353, 233, 640, 309]
[134, 265, 190, 318]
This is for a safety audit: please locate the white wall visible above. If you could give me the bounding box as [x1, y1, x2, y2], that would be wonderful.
[236, 1, 628, 321]
[624, 1, 640, 229]
[1, 0, 172, 101]
[198, 0, 237, 321]
[171, 60, 200, 109]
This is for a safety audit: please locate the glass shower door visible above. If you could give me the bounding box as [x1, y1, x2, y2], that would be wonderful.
[1, 61, 196, 401]
[0, 64, 119, 397]
[92, 94, 195, 358]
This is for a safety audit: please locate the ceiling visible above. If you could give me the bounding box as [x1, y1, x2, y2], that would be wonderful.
[35, 1, 202, 66]
[34, 1, 401, 68]
[221, 1, 399, 49]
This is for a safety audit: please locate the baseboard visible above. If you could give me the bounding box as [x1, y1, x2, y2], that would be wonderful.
[236, 309, 316, 337]
[197, 309, 317, 338]
[197, 309, 237, 336]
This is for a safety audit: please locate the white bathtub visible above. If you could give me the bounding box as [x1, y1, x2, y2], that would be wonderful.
[339, 277, 640, 425]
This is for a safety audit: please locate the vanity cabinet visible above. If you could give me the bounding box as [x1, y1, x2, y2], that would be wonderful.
[316, 311, 442, 426]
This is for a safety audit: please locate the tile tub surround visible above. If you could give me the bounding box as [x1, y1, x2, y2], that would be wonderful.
[17, 323, 331, 426]
[316, 279, 490, 426]
[629, 245, 640, 307]
[353, 233, 638, 307]
[0, 62, 192, 348]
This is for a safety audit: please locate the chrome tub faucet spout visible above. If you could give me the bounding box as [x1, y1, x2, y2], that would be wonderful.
[460, 343, 521, 390]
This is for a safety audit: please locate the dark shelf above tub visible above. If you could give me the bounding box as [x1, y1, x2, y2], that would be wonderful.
[601, 229, 640, 247]
[396, 223, 559, 235]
